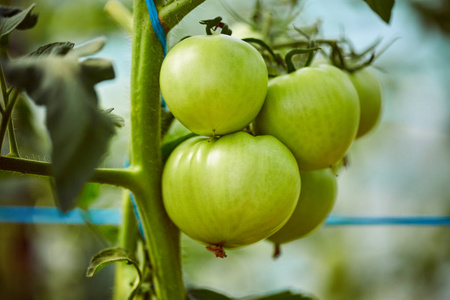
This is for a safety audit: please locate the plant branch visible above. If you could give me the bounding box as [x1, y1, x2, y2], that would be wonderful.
[104, 0, 133, 34]
[7, 118, 18, 157]
[5, 88, 20, 156]
[0, 156, 137, 190]
[159, 0, 207, 33]
[113, 191, 140, 300]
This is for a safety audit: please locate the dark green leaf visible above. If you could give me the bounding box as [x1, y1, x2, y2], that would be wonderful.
[161, 133, 197, 164]
[86, 246, 139, 277]
[188, 288, 231, 300]
[87, 247, 142, 300]
[0, 4, 37, 37]
[4, 39, 116, 212]
[27, 41, 75, 57]
[253, 291, 316, 300]
[363, 0, 395, 24]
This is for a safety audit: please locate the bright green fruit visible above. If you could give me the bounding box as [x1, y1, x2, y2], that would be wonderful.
[268, 168, 337, 249]
[253, 64, 360, 170]
[348, 67, 383, 138]
[160, 34, 268, 136]
[162, 132, 301, 257]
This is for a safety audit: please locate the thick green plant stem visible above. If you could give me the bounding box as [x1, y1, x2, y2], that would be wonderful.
[159, 0, 207, 32]
[127, 1, 190, 299]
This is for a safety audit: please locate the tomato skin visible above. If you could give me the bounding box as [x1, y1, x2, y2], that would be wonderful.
[348, 67, 383, 138]
[162, 131, 301, 249]
[253, 64, 360, 170]
[160, 34, 268, 136]
[268, 168, 337, 245]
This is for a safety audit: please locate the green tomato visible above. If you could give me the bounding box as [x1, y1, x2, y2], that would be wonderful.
[162, 131, 301, 257]
[348, 67, 383, 138]
[160, 34, 268, 136]
[268, 168, 337, 248]
[253, 64, 360, 170]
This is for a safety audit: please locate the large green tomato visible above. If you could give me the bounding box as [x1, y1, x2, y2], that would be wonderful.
[268, 168, 337, 248]
[348, 67, 383, 138]
[160, 34, 268, 136]
[253, 64, 360, 170]
[162, 132, 301, 257]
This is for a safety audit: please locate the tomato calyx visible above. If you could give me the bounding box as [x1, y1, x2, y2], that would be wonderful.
[285, 47, 321, 73]
[199, 16, 232, 36]
[206, 241, 227, 258]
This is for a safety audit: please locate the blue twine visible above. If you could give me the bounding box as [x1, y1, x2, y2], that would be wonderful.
[1, 207, 450, 226]
[145, 0, 167, 55]
[145, 0, 168, 109]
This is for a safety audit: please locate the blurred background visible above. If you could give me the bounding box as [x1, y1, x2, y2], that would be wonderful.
[0, 0, 449, 299]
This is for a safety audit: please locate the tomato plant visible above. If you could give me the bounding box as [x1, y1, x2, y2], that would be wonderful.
[268, 168, 337, 257]
[160, 34, 268, 136]
[0, 0, 396, 299]
[253, 64, 360, 170]
[162, 131, 301, 257]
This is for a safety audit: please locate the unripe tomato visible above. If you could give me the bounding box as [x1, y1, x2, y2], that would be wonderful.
[348, 67, 383, 138]
[162, 132, 301, 257]
[253, 64, 360, 170]
[160, 35, 268, 136]
[268, 168, 337, 247]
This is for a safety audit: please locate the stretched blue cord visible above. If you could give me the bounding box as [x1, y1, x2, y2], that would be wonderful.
[1, 207, 450, 226]
[145, 0, 167, 55]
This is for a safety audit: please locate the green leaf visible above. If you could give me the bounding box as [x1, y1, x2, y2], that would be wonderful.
[363, 0, 395, 24]
[188, 288, 231, 300]
[161, 132, 197, 164]
[4, 39, 117, 212]
[87, 247, 142, 300]
[0, 4, 38, 37]
[254, 291, 316, 300]
[86, 246, 139, 277]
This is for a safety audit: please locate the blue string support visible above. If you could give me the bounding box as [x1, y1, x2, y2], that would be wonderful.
[1, 207, 449, 226]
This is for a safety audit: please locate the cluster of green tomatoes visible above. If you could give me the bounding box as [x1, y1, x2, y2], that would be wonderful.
[159, 32, 382, 258]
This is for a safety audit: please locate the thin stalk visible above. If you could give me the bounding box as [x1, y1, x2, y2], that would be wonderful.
[105, 0, 134, 34]
[0, 156, 137, 190]
[7, 118, 19, 157]
[0, 89, 20, 155]
[114, 191, 139, 300]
